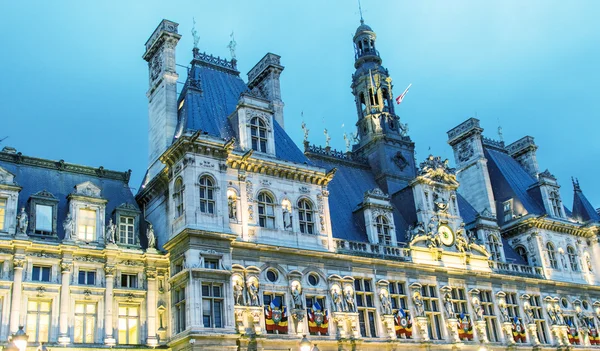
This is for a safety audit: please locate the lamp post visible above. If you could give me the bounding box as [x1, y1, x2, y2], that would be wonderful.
[299, 335, 311, 351]
[7, 326, 28, 351]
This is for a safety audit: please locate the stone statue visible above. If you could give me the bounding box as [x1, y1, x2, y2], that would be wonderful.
[343, 133, 351, 152]
[523, 301, 535, 324]
[247, 280, 260, 306]
[227, 31, 236, 59]
[147, 223, 156, 249]
[555, 305, 566, 325]
[331, 287, 344, 312]
[105, 219, 116, 244]
[344, 289, 356, 312]
[63, 212, 75, 240]
[472, 297, 484, 322]
[443, 292, 455, 319]
[282, 207, 292, 230]
[228, 195, 237, 220]
[17, 207, 28, 234]
[291, 283, 303, 309]
[455, 228, 469, 253]
[587, 255, 593, 272]
[413, 291, 425, 317]
[380, 290, 393, 315]
[407, 222, 425, 243]
[324, 129, 331, 147]
[499, 303, 510, 322]
[233, 279, 244, 306]
[301, 121, 310, 142]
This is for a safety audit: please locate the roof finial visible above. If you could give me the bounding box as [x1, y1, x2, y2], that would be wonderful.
[497, 118, 504, 142]
[301, 114, 309, 143]
[572, 176, 581, 192]
[343, 132, 351, 152]
[227, 31, 237, 60]
[324, 128, 331, 148]
[358, 0, 364, 24]
[191, 18, 200, 49]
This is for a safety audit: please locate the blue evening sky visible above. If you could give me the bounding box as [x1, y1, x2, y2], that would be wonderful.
[1, 1, 599, 209]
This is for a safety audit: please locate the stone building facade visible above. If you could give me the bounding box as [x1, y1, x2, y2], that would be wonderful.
[2, 17, 600, 351]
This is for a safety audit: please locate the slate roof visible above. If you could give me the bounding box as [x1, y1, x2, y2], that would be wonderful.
[0, 151, 138, 240]
[572, 184, 600, 223]
[175, 56, 311, 166]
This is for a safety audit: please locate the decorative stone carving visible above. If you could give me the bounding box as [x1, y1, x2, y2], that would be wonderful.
[17, 207, 28, 234]
[392, 152, 409, 171]
[442, 290, 455, 319]
[343, 285, 356, 312]
[418, 155, 458, 185]
[105, 219, 116, 244]
[60, 261, 72, 273]
[37, 286, 46, 297]
[145, 268, 157, 279]
[63, 212, 75, 241]
[104, 265, 116, 276]
[246, 276, 260, 307]
[290, 280, 303, 310]
[379, 287, 393, 315]
[412, 291, 425, 317]
[13, 258, 25, 268]
[330, 284, 344, 312]
[406, 221, 426, 243]
[146, 223, 156, 249]
[245, 180, 254, 221]
[233, 275, 245, 306]
[83, 289, 93, 300]
[433, 192, 449, 213]
[301, 121, 309, 143]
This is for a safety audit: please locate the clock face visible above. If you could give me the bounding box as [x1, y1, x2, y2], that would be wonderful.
[438, 225, 455, 247]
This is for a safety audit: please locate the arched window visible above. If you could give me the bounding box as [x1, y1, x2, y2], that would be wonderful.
[567, 246, 578, 271]
[250, 117, 268, 153]
[547, 242, 558, 269]
[199, 175, 216, 214]
[376, 216, 391, 245]
[297, 199, 314, 234]
[550, 191, 562, 217]
[487, 235, 502, 261]
[227, 189, 238, 221]
[515, 246, 529, 265]
[174, 178, 184, 218]
[257, 191, 275, 229]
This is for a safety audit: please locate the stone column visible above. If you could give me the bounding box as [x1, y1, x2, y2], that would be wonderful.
[9, 257, 25, 333]
[145, 269, 158, 347]
[446, 318, 461, 343]
[58, 261, 73, 344]
[104, 266, 116, 345]
[415, 316, 430, 341]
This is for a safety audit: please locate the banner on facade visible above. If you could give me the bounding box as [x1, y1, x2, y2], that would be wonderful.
[265, 297, 288, 333]
[307, 301, 329, 335]
[511, 317, 526, 343]
[394, 309, 413, 338]
[457, 313, 473, 341]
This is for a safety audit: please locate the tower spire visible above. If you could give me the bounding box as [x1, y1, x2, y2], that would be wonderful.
[358, 0, 364, 24]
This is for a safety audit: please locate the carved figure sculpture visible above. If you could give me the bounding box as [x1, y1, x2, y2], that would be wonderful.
[380, 290, 393, 315]
[17, 207, 28, 234]
[455, 228, 469, 253]
[147, 223, 156, 249]
[291, 282, 303, 309]
[344, 288, 356, 312]
[63, 212, 75, 240]
[587, 255, 593, 272]
[499, 303, 510, 322]
[233, 278, 244, 306]
[282, 207, 293, 230]
[443, 292, 455, 319]
[555, 305, 566, 326]
[472, 296, 484, 322]
[247, 280, 260, 306]
[407, 222, 425, 243]
[523, 301, 535, 324]
[331, 287, 344, 312]
[413, 291, 425, 317]
[105, 219, 116, 244]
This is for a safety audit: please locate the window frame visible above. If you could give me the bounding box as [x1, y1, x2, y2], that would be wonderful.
[530, 295, 550, 344]
[78, 270, 96, 286]
[120, 273, 138, 289]
[567, 246, 578, 271]
[73, 301, 97, 343]
[31, 265, 51, 282]
[199, 175, 216, 215]
[173, 177, 185, 219]
[250, 117, 268, 153]
[487, 235, 502, 261]
[547, 242, 558, 269]
[0, 197, 6, 232]
[355, 278, 377, 338]
[173, 286, 186, 334]
[257, 191, 276, 229]
[28, 190, 59, 237]
[117, 304, 139, 345]
[480, 290, 500, 342]
[297, 198, 315, 234]
[375, 215, 392, 245]
[118, 216, 135, 245]
[77, 208, 97, 242]
[26, 299, 52, 343]
[421, 284, 443, 340]
[203, 283, 224, 329]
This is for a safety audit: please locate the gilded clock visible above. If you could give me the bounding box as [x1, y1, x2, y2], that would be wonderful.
[438, 225, 455, 247]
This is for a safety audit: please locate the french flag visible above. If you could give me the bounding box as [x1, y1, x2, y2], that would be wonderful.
[396, 83, 412, 105]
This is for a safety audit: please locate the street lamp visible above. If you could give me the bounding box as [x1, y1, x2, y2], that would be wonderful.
[10, 326, 28, 351]
[299, 335, 311, 351]
[311, 344, 320, 351]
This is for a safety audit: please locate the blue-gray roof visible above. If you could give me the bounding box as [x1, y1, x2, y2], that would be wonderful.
[457, 193, 478, 223]
[176, 58, 310, 165]
[0, 153, 138, 240]
[572, 185, 600, 223]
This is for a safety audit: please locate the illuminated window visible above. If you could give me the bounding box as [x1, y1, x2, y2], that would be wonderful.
[173, 287, 186, 334]
[77, 209, 96, 241]
[376, 215, 391, 245]
[257, 191, 275, 229]
[480, 290, 500, 342]
[547, 242, 558, 269]
[487, 235, 502, 261]
[119, 216, 135, 245]
[298, 199, 314, 234]
[567, 246, 578, 271]
[35, 204, 53, 234]
[174, 178, 184, 218]
[74, 302, 96, 343]
[250, 117, 268, 152]
[203, 283, 224, 328]
[26, 300, 51, 343]
[421, 285, 443, 340]
[118, 305, 139, 345]
[355, 278, 377, 338]
[199, 175, 216, 214]
[0, 198, 5, 231]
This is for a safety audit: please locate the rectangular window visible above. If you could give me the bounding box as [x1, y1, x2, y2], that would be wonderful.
[0, 198, 7, 231]
[121, 274, 138, 289]
[26, 300, 51, 343]
[503, 200, 513, 222]
[306, 295, 327, 336]
[204, 258, 219, 269]
[119, 216, 135, 245]
[530, 295, 549, 344]
[173, 287, 186, 334]
[118, 305, 139, 345]
[421, 284, 443, 340]
[35, 204, 53, 233]
[78, 209, 96, 241]
[32, 266, 51, 282]
[203, 283, 224, 329]
[74, 302, 96, 343]
[78, 270, 96, 285]
[263, 292, 287, 334]
[480, 290, 500, 342]
[505, 292, 525, 343]
[355, 278, 377, 337]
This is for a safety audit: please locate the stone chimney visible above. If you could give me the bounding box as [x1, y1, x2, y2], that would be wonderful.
[247, 53, 285, 128]
[142, 19, 181, 180]
[506, 136, 539, 179]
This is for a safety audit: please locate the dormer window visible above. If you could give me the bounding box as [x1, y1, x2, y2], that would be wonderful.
[78, 208, 96, 241]
[199, 175, 216, 214]
[515, 246, 529, 265]
[250, 117, 268, 152]
[549, 191, 562, 217]
[567, 246, 578, 271]
[547, 242, 558, 269]
[376, 215, 391, 245]
[0, 198, 7, 231]
[34, 204, 53, 234]
[119, 216, 135, 245]
[502, 200, 513, 222]
[298, 199, 315, 234]
[487, 235, 502, 261]
[28, 190, 59, 237]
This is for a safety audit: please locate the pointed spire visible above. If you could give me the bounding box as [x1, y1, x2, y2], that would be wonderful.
[358, 0, 364, 24]
[572, 177, 581, 192]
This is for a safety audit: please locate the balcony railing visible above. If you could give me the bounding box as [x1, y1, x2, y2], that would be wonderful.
[333, 238, 411, 262]
[488, 260, 545, 279]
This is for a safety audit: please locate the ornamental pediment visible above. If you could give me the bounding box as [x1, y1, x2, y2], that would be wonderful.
[74, 181, 101, 197]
